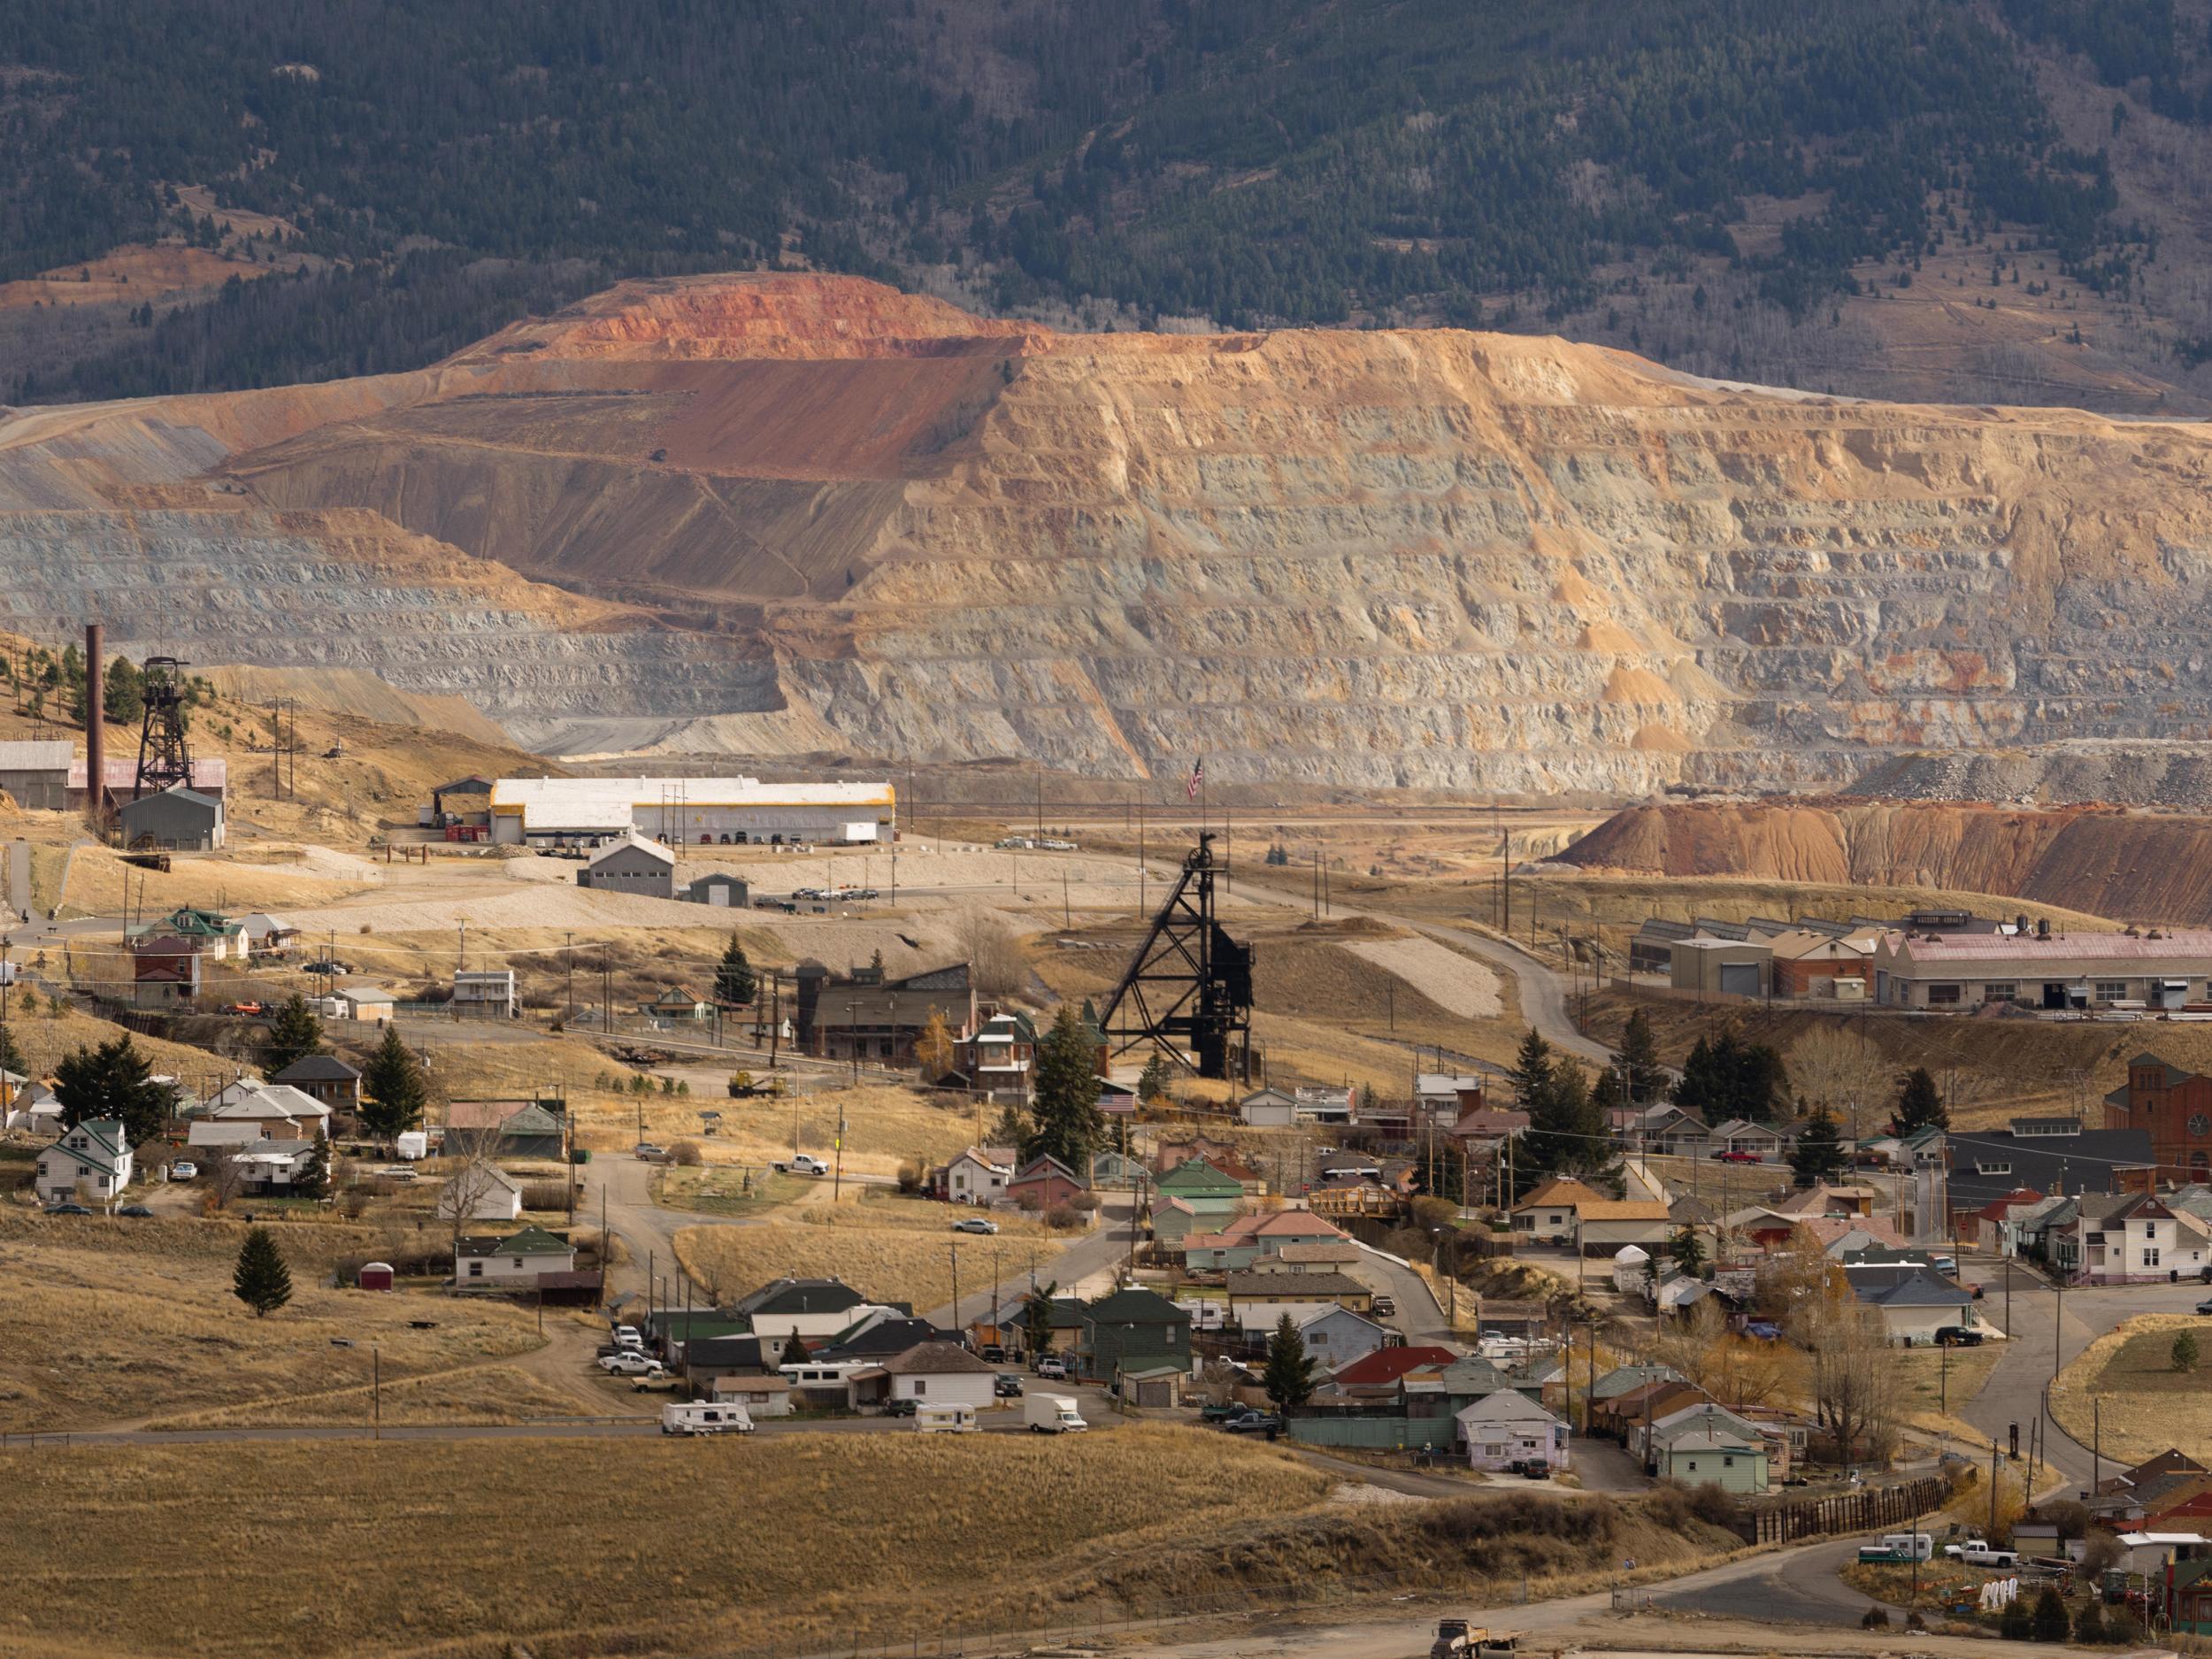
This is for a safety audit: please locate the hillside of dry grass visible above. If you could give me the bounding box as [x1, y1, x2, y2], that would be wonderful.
[0, 1430, 1740, 1659]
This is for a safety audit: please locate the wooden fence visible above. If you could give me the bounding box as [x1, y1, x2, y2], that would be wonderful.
[1736, 1474, 1950, 1545]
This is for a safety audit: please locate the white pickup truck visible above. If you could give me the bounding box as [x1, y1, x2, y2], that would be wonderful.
[772, 1154, 829, 1176]
[1943, 1540, 2021, 1568]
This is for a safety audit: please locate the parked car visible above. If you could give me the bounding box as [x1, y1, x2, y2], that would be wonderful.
[1714, 1149, 1763, 1164]
[1221, 1411, 1284, 1434]
[1741, 1319, 1782, 1340]
[773, 1154, 828, 1176]
[632, 1373, 683, 1393]
[951, 1215, 999, 1234]
[979, 1344, 1007, 1365]
[883, 1398, 918, 1418]
[633, 1143, 669, 1163]
[168, 1160, 198, 1181]
[1934, 1326, 1985, 1347]
[995, 1372, 1025, 1398]
[2195, 1297, 2212, 1316]
[1035, 1356, 1068, 1379]
[44, 1202, 92, 1215]
[1371, 1294, 1396, 1317]
[597, 1352, 665, 1377]
[1199, 1402, 1245, 1423]
[116, 1204, 155, 1217]
[1943, 1540, 2020, 1568]
[226, 1001, 265, 1017]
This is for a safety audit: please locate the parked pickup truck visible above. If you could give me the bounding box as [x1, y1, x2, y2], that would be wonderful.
[1943, 1540, 2021, 1568]
[773, 1154, 830, 1176]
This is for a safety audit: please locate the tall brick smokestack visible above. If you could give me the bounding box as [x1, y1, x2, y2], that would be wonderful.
[85, 622, 104, 824]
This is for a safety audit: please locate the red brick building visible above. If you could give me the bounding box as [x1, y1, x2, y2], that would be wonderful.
[2104, 1053, 2212, 1183]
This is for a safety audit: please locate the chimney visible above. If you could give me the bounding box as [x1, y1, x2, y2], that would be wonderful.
[84, 622, 104, 823]
[2037, 918, 2050, 940]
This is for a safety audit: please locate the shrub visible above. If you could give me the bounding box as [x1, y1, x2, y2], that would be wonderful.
[519, 1180, 570, 1211]
[1013, 1187, 1043, 1213]
[895, 1162, 923, 1195]
[2000, 1604, 2032, 1641]
[1044, 1202, 1079, 1230]
[2174, 1331, 2200, 1373]
[1686, 1482, 1740, 1526]
[2072, 1602, 2106, 1644]
[2030, 1585, 2069, 1642]
[1069, 1190, 1100, 1212]
[668, 1140, 704, 1167]
[1905, 1609, 1927, 1632]
[1862, 1608, 1893, 1630]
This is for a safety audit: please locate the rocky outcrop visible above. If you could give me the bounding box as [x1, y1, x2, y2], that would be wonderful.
[7, 272, 2212, 785]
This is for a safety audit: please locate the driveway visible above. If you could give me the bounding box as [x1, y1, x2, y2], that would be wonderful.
[1346, 1241, 1450, 1341]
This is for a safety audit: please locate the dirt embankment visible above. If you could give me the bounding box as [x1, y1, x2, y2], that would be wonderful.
[1564, 797, 2212, 925]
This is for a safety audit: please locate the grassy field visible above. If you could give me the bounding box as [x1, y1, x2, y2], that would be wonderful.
[2050, 1313, 2212, 1464]
[0, 1220, 548, 1432]
[650, 1164, 813, 1217]
[0, 1430, 1748, 1659]
[675, 1187, 1065, 1311]
[0, 1427, 1327, 1657]
[1891, 1342, 2006, 1447]
[578, 1081, 993, 1177]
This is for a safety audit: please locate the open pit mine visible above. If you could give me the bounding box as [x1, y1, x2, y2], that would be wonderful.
[4, 272, 2212, 789]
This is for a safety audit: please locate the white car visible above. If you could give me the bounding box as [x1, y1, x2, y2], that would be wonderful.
[597, 1352, 665, 1378]
[951, 1216, 999, 1234]
[168, 1160, 198, 1181]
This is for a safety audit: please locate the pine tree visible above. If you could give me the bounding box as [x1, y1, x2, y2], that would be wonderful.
[2031, 1585, 2070, 1642]
[359, 1024, 427, 1143]
[1024, 1279, 1058, 1358]
[780, 1332, 810, 1371]
[1788, 1106, 1846, 1185]
[1262, 1312, 1315, 1409]
[0, 1021, 26, 1081]
[232, 1225, 293, 1317]
[987, 1098, 1032, 1149]
[1136, 1051, 1173, 1107]
[54, 1033, 177, 1149]
[712, 933, 757, 1005]
[1619, 1008, 1662, 1102]
[1024, 1005, 1105, 1169]
[2175, 1331, 2200, 1373]
[264, 994, 326, 1072]
[292, 1133, 329, 1201]
[1670, 1225, 1706, 1277]
[1508, 1029, 1555, 1107]
[1891, 1067, 1947, 1136]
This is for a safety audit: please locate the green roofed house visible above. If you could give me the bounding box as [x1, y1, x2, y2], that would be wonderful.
[1153, 1156, 1243, 1227]
[1078, 1286, 1190, 1383]
[127, 904, 246, 960]
[455, 1225, 577, 1292]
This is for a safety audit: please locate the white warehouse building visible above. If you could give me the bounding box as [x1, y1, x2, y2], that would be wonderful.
[489, 777, 895, 848]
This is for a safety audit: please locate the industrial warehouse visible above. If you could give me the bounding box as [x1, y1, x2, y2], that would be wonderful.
[487, 776, 895, 847]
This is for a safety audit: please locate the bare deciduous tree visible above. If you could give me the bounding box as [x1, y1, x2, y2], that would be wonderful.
[434, 1136, 511, 1279]
[1790, 1270, 1893, 1466]
[1787, 1025, 1890, 1141]
[953, 908, 1025, 995]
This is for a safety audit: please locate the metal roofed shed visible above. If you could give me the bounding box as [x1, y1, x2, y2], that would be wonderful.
[488, 775, 895, 847]
[119, 785, 224, 851]
[0, 740, 73, 810]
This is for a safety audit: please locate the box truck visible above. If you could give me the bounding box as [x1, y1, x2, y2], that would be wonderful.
[1025, 1394, 1087, 1433]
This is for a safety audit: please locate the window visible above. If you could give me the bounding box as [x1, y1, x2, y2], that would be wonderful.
[912, 1381, 926, 1397]
[2144, 1247, 2162, 1269]
[2192, 1115, 2210, 1138]
[1926, 984, 1962, 1006]
[2096, 980, 2129, 1002]
[1724, 1455, 1736, 1468]
[1982, 984, 2016, 1002]
[467, 1261, 483, 1277]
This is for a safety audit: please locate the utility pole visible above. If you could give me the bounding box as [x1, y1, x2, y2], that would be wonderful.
[950, 1238, 960, 1339]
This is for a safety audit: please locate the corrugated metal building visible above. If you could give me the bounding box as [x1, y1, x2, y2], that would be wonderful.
[0, 741, 73, 810]
[488, 775, 894, 846]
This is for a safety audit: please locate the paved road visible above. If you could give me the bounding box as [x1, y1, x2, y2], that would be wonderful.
[1646, 1534, 1877, 1624]
[924, 1199, 1140, 1328]
[1348, 1241, 1451, 1341]
[1955, 1263, 2211, 1491]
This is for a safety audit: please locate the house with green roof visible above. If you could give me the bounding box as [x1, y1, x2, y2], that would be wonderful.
[127, 905, 246, 960]
[1077, 1286, 1190, 1382]
[1151, 1156, 1243, 1242]
[455, 1225, 576, 1291]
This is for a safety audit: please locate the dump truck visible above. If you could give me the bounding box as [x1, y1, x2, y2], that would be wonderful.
[1431, 1621, 1517, 1659]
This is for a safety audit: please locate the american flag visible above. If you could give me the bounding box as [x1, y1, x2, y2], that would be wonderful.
[1186, 758, 1203, 801]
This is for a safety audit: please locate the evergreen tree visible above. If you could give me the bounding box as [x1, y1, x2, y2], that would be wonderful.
[232, 1225, 293, 1317]
[1136, 1051, 1173, 1107]
[1592, 1063, 1624, 1117]
[712, 933, 757, 1005]
[102, 656, 144, 725]
[780, 1332, 810, 1371]
[263, 993, 326, 1072]
[1670, 1225, 1707, 1277]
[54, 1033, 176, 1149]
[1024, 1005, 1105, 1169]
[1671, 1028, 1790, 1125]
[292, 1133, 328, 1201]
[2030, 1585, 2070, 1642]
[1891, 1067, 1947, 1136]
[2175, 1331, 2200, 1373]
[1519, 1058, 1623, 1194]
[987, 1097, 1032, 1150]
[1024, 1279, 1059, 1358]
[1507, 1029, 1555, 1107]
[1262, 1312, 1316, 1409]
[0, 1020, 26, 1081]
[359, 1024, 428, 1143]
[1787, 1106, 1847, 1185]
[1619, 1008, 1663, 1102]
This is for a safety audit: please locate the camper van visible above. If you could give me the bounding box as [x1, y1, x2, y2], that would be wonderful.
[661, 1402, 754, 1436]
[913, 1402, 979, 1433]
[1025, 1394, 1087, 1433]
[1862, 1532, 1934, 1563]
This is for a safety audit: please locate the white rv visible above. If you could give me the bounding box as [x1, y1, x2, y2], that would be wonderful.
[661, 1402, 754, 1436]
[914, 1402, 979, 1433]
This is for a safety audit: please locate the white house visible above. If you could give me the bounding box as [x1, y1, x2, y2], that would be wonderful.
[188, 1081, 332, 1145]
[1300, 1305, 1390, 1372]
[36, 1118, 134, 1206]
[226, 1139, 322, 1194]
[455, 1224, 576, 1289]
[943, 1146, 1013, 1205]
[4, 1079, 58, 1133]
[239, 913, 301, 956]
[1510, 1178, 1604, 1245]
[1455, 1389, 1571, 1472]
[2071, 1194, 2211, 1286]
[436, 1164, 524, 1223]
[873, 1340, 997, 1409]
[1238, 1087, 1299, 1128]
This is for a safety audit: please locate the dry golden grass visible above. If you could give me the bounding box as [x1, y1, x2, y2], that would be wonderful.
[149, 1362, 588, 1430]
[0, 1425, 1329, 1658]
[54, 841, 376, 920]
[572, 1080, 990, 1177]
[0, 1223, 546, 1432]
[1890, 1341, 2007, 1448]
[675, 1189, 1065, 1310]
[0, 1000, 255, 1093]
[2051, 1312, 2212, 1464]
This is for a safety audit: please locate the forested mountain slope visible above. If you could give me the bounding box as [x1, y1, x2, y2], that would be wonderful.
[7, 0, 2212, 409]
